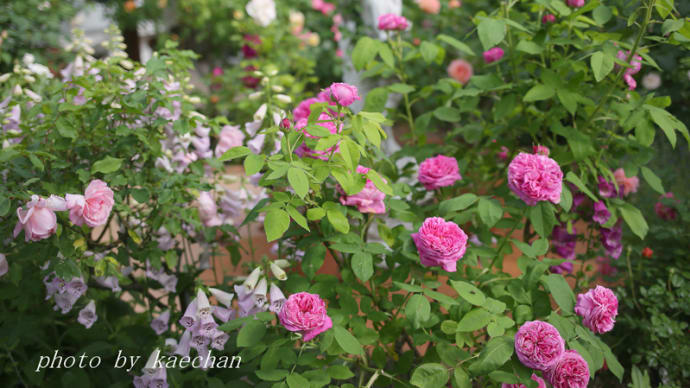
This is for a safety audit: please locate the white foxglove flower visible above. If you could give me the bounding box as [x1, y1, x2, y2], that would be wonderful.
[254, 278, 267, 307]
[244, 267, 262, 290]
[195, 289, 212, 319]
[208, 287, 234, 308]
[275, 94, 291, 104]
[142, 348, 161, 375]
[270, 262, 287, 281]
[253, 103, 267, 122]
[269, 283, 286, 313]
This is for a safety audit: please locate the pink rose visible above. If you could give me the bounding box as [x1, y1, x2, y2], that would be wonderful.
[655, 192, 678, 220]
[65, 180, 114, 227]
[13, 195, 66, 242]
[293, 97, 322, 122]
[613, 168, 639, 197]
[339, 166, 386, 214]
[198, 191, 222, 227]
[324, 82, 360, 107]
[215, 125, 245, 158]
[378, 14, 409, 31]
[574, 285, 618, 334]
[418, 155, 462, 190]
[542, 14, 556, 23]
[412, 217, 468, 272]
[418, 0, 441, 14]
[567, 0, 585, 7]
[212, 67, 223, 77]
[501, 374, 547, 388]
[514, 320, 565, 370]
[278, 292, 332, 341]
[447, 59, 473, 84]
[545, 350, 590, 388]
[616, 51, 642, 90]
[294, 113, 341, 160]
[508, 152, 563, 206]
[483, 47, 505, 63]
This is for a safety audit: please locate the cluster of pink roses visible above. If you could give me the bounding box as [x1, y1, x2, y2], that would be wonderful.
[13, 179, 114, 242]
[378, 14, 409, 31]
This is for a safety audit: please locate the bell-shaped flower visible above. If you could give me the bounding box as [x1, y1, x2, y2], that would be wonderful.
[243, 267, 262, 291]
[254, 278, 267, 307]
[77, 300, 97, 329]
[213, 306, 234, 323]
[179, 298, 198, 329]
[142, 348, 161, 376]
[269, 283, 286, 313]
[196, 289, 212, 319]
[208, 287, 234, 308]
[151, 310, 170, 335]
[0, 254, 7, 277]
[211, 329, 230, 351]
[174, 330, 192, 357]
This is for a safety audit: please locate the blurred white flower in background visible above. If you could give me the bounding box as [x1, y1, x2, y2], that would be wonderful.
[642, 72, 661, 90]
[246, 0, 276, 27]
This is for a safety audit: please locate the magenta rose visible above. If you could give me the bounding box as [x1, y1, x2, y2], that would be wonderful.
[542, 14, 556, 24]
[514, 320, 565, 370]
[412, 217, 468, 272]
[378, 14, 409, 31]
[567, 0, 585, 7]
[545, 350, 590, 388]
[501, 373, 547, 388]
[655, 192, 678, 220]
[13, 195, 66, 242]
[574, 285, 618, 334]
[483, 47, 505, 63]
[293, 97, 322, 122]
[507, 152, 563, 206]
[324, 82, 360, 107]
[339, 166, 386, 214]
[418, 155, 462, 190]
[66, 180, 114, 227]
[278, 292, 332, 341]
[215, 125, 245, 158]
[294, 112, 341, 160]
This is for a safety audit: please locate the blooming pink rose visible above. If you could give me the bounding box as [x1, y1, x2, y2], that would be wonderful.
[412, 217, 468, 272]
[483, 47, 505, 63]
[447, 59, 473, 84]
[378, 14, 409, 31]
[613, 168, 638, 197]
[65, 180, 114, 227]
[418, 155, 462, 190]
[567, 0, 585, 7]
[655, 192, 678, 220]
[324, 82, 360, 107]
[278, 292, 332, 341]
[508, 152, 563, 206]
[532, 145, 550, 156]
[198, 191, 222, 227]
[515, 320, 565, 370]
[294, 113, 341, 159]
[13, 195, 66, 242]
[449, 0, 462, 8]
[215, 125, 245, 158]
[339, 166, 386, 214]
[293, 97, 322, 121]
[542, 14, 556, 23]
[418, 0, 441, 14]
[545, 350, 590, 388]
[574, 285, 618, 334]
[501, 374, 547, 388]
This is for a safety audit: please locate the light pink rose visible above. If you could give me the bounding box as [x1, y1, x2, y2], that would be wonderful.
[215, 125, 245, 158]
[378, 14, 409, 31]
[545, 350, 590, 388]
[514, 320, 565, 370]
[339, 166, 386, 214]
[447, 59, 473, 84]
[198, 191, 222, 227]
[418, 155, 462, 190]
[501, 373, 547, 388]
[324, 82, 360, 107]
[616, 51, 642, 90]
[613, 168, 639, 197]
[449, 0, 462, 8]
[508, 152, 563, 206]
[65, 180, 114, 227]
[412, 217, 468, 272]
[574, 285, 618, 334]
[278, 292, 332, 341]
[13, 195, 66, 242]
[418, 0, 441, 14]
[483, 47, 505, 63]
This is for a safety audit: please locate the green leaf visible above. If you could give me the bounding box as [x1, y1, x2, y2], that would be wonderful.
[516, 40, 543, 55]
[286, 373, 309, 388]
[28, 154, 44, 171]
[565, 172, 598, 201]
[307, 207, 325, 221]
[91, 156, 122, 174]
[619, 203, 648, 239]
[640, 166, 664, 194]
[468, 336, 514, 375]
[478, 197, 503, 228]
[389, 83, 416, 94]
[328, 365, 355, 380]
[287, 167, 309, 198]
[237, 319, 266, 347]
[437, 34, 475, 56]
[0, 195, 10, 217]
[302, 244, 326, 279]
[219, 146, 251, 161]
[131, 188, 149, 203]
[255, 369, 289, 381]
[434, 107, 461, 122]
[352, 37, 377, 71]
[327, 208, 350, 234]
[647, 106, 688, 149]
[378, 43, 395, 68]
[477, 18, 506, 51]
[366, 170, 393, 195]
[264, 209, 290, 241]
[542, 274, 575, 314]
[591, 51, 614, 83]
[56, 118, 77, 139]
[363, 87, 389, 112]
[420, 41, 441, 64]
[286, 206, 309, 231]
[602, 344, 624, 382]
[423, 289, 459, 306]
[457, 308, 492, 332]
[351, 252, 374, 282]
[406, 294, 431, 328]
[451, 281, 487, 306]
[439, 193, 478, 215]
[453, 368, 471, 388]
[244, 153, 265, 176]
[560, 183, 573, 212]
[411, 363, 449, 388]
[528, 202, 557, 238]
[333, 325, 363, 355]
[523, 84, 555, 102]
[592, 5, 612, 25]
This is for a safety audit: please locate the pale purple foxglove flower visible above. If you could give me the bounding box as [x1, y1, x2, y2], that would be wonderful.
[66, 277, 87, 297]
[174, 330, 192, 357]
[234, 284, 253, 300]
[0, 254, 7, 277]
[149, 367, 168, 388]
[254, 278, 267, 307]
[164, 338, 178, 354]
[142, 348, 161, 376]
[95, 276, 121, 292]
[121, 265, 133, 277]
[146, 260, 164, 280]
[190, 331, 211, 351]
[133, 375, 150, 388]
[151, 310, 170, 335]
[247, 134, 266, 154]
[213, 306, 234, 323]
[208, 287, 234, 308]
[155, 156, 174, 173]
[269, 283, 286, 313]
[197, 346, 212, 371]
[219, 190, 247, 222]
[593, 201, 611, 225]
[158, 273, 178, 293]
[43, 275, 63, 300]
[54, 292, 78, 314]
[156, 227, 175, 251]
[211, 329, 230, 351]
[78, 300, 97, 329]
[191, 135, 212, 159]
[249, 173, 263, 186]
[179, 299, 198, 329]
[172, 150, 197, 173]
[245, 120, 262, 137]
[243, 267, 262, 291]
[196, 289, 212, 319]
[198, 314, 219, 337]
[238, 296, 257, 316]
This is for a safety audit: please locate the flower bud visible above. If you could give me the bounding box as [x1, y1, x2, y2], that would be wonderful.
[188, 96, 201, 104]
[195, 289, 211, 319]
[0, 73, 10, 82]
[280, 118, 291, 129]
[248, 91, 263, 100]
[271, 85, 284, 92]
[274, 259, 290, 268]
[243, 267, 262, 290]
[12, 85, 22, 96]
[142, 348, 161, 375]
[270, 262, 287, 281]
[254, 278, 267, 306]
[25, 89, 41, 102]
[253, 103, 268, 122]
[23, 75, 36, 83]
[275, 94, 291, 104]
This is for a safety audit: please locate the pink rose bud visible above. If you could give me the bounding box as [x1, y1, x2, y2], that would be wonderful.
[412, 217, 468, 272]
[447, 59, 473, 84]
[545, 350, 590, 388]
[532, 145, 550, 156]
[13, 195, 66, 242]
[66, 179, 115, 227]
[324, 82, 360, 107]
[278, 292, 333, 341]
[508, 152, 563, 206]
[377, 13, 410, 31]
[339, 166, 386, 214]
[515, 320, 565, 370]
[280, 117, 291, 129]
[483, 47, 505, 63]
[418, 155, 462, 190]
[655, 192, 679, 220]
[542, 13, 556, 23]
[501, 373, 547, 388]
[498, 146, 509, 161]
[567, 0, 585, 7]
[574, 285, 618, 334]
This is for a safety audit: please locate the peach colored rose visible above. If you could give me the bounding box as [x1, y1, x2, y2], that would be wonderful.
[447, 59, 473, 84]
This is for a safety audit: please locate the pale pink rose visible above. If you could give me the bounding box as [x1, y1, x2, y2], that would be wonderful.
[65, 180, 114, 227]
[655, 192, 679, 220]
[567, 0, 585, 7]
[501, 373, 547, 388]
[514, 321, 565, 370]
[418, 0, 441, 14]
[13, 195, 66, 242]
[215, 125, 245, 157]
[483, 47, 505, 63]
[278, 292, 332, 341]
[613, 168, 638, 197]
[339, 166, 386, 214]
[545, 350, 590, 388]
[574, 285, 618, 334]
[324, 82, 360, 107]
[508, 152, 563, 206]
[198, 191, 222, 227]
[447, 59, 473, 84]
[412, 217, 468, 272]
[418, 155, 462, 190]
[378, 14, 409, 31]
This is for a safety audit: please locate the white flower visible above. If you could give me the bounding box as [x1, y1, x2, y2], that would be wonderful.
[246, 0, 276, 27]
[642, 72, 661, 90]
[253, 103, 268, 122]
